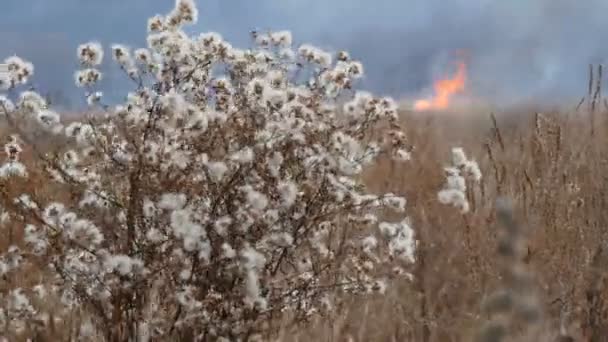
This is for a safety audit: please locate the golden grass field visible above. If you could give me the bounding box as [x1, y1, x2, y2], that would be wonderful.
[3, 105, 608, 341]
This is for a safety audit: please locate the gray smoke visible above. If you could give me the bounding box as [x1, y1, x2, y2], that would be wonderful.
[1, 0, 606, 108]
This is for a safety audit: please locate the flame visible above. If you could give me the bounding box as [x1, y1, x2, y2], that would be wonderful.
[414, 61, 467, 111]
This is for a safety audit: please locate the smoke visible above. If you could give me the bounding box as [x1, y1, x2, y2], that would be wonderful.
[263, 0, 608, 106]
[324, 0, 608, 106]
[1, 0, 608, 108]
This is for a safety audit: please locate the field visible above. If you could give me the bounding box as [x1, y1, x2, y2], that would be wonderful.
[3, 106, 608, 341]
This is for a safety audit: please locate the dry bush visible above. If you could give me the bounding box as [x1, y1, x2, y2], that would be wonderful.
[0, 1, 418, 341]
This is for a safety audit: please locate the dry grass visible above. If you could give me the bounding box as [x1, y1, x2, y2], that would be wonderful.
[3, 106, 608, 341]
[276, 108, 608, 341]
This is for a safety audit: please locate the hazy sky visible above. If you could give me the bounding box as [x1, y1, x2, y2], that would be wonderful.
[1, 0, 607, 108]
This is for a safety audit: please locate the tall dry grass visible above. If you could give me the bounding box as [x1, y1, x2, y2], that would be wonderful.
[270, 108, 608, 341]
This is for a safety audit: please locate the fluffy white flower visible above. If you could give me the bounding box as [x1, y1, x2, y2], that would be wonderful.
[104, 254, 144, 276]
[4, 55, 34, 86]
[242, 185, 268, 211]
[230, 147, 254, 164]
[74, 68, 102, 87]
[270, 30, 293, 47]
[0, 161, 27, 178]
[437, 147, 482, 214]
[77, 41, 104, 66]
[158, 193, 187, 210]
[18, 90, 46, 112]
[111, 44, 132, 66]
[277, 180, 298, 207]
[207, 161, 229, 182]
[438, 189, 469, 213]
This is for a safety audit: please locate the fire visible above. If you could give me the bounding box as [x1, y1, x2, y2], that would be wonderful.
[414, 61, 467, 111]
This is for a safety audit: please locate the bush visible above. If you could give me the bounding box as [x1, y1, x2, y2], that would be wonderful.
[0, 0, 416, 340]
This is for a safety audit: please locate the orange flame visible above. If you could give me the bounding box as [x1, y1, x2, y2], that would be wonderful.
[414, 61, 467, 111]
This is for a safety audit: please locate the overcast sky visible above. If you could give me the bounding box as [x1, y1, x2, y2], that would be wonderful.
[1, 0, 607, 108]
